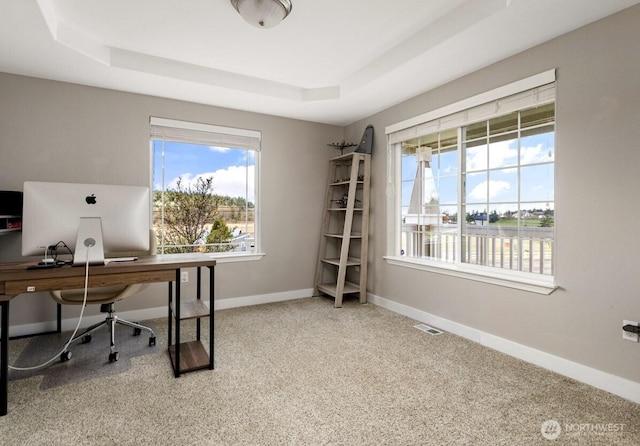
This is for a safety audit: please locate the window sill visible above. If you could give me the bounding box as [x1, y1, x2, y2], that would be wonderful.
[383, 256, 557, 295]
[157, 252, 265, 264]
[207, 252, 265, 263]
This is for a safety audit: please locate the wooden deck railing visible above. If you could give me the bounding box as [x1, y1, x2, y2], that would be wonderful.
[402, 227, 554, 275]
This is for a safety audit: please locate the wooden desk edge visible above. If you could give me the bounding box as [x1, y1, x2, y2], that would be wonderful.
[0, 255, 216, 301]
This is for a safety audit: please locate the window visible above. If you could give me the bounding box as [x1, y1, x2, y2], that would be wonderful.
[150, 117, 260, 257]
[386, 71, 556, 293]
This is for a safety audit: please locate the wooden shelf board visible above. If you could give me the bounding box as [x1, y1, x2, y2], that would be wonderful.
[317, 281, 361, 297]
[321, 257, 361, 266]
[171, 299, 210, 320]
[330, 181, 364, 186]
[168, 340, 211, 374]
[324, 233, 362, 238]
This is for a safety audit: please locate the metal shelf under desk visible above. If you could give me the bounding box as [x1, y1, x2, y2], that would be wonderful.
[167, 265, 215, 377]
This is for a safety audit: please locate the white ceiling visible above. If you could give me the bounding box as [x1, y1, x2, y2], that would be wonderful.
[1, 0, 638, 126]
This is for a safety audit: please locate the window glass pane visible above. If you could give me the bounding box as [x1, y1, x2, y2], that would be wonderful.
[524, 202, 555, 228]
[401, 152, 418, 182]
[464, 139, 487, 172]
[520, 164, 554, 202]
[464, 172, 488, 204]
[401, 136, 447, 260]
[492, 205, 520, 227]
[488, 168, 518, 202]
[489, 133, 518, 169]
[437, 146, 458, 177]
[463, 204, 488, 230]
[488, 203, 518, 233]
[521, 126, 555, 165]
[400, 180, 414, 207]
[464, 203, 487, 215]
[408, 167, 438, 215]
[437, 176, 458, 205]
[440, 204, 458, 225]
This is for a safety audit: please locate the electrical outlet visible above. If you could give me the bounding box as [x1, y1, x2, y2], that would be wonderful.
[623, 320, 639, 342]
[181, 271, 189, 283]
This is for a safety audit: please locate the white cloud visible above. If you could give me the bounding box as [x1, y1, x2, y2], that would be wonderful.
[209, 146, 230, 153]
[469, 180, 510, 201]
[488, 140, 517, 168]
[467, 140, 553, 171]
[166, 165, 255, 201]
[465, 146, 487, 171]
[466, 141, 517, 171]
[521, 143, 553, 165]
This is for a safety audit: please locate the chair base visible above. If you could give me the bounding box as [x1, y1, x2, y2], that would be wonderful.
[65, 303, 156, 362]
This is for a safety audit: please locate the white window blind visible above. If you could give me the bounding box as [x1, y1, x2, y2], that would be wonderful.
[150, 117, 261, 151]
[386, 70, 556, 145]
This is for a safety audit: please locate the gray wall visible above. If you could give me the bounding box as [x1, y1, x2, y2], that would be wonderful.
[0, 73, 342, 325]
[344, 6, 640, 383]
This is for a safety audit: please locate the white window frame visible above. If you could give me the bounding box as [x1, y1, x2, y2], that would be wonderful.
[384, 70, 558, 295]
[150, 117, 264, 263]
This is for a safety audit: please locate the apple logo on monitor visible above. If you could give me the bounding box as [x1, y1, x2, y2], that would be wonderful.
[85, 194, 97, 205]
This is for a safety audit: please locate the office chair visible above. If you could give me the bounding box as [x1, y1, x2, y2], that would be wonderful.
[49, 230, 157, 363]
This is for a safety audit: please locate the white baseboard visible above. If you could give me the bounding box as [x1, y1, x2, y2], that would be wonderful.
[9, 288, 313, 338]
[368, 292, 640, 405]
[214, 288, 314, 310]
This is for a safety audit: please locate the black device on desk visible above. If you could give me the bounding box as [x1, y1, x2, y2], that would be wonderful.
[26, 261, 67, 270]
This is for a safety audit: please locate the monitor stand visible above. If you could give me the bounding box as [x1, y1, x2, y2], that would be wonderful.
[73, 217, 106, 266]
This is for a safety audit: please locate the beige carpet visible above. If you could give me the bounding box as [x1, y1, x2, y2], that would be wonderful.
[1, 297, 639, 445]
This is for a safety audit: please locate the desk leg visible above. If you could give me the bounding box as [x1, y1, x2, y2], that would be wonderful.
[174, 269, 181, 378]
[209, 265, 215, 370]
[167, 281, 173, 349]
[1, 300, 9, 416]
[196, 267, 201, 341]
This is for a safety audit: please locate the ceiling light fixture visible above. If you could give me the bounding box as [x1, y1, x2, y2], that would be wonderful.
[230, 0, 292, 28]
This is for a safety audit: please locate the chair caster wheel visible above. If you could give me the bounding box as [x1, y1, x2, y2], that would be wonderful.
[60, 351, 72, 362]
[81, 334, 92, 344]
[149, 336, 156, 347]
[109, 352, 119, 362]
[133, 327, 142, 336]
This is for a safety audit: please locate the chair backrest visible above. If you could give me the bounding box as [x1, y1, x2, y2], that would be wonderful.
[49, 229, 156, 305]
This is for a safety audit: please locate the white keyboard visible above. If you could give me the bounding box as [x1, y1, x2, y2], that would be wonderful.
[104, 257, 138, 263]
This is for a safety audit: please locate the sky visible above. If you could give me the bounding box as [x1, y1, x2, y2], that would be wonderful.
[152, 141, 255, 202]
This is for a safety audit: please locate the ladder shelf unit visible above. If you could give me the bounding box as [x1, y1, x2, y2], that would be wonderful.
[314, 152, 371, 307]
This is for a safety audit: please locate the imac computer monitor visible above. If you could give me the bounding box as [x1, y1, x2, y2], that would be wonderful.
[22, 181, 150, 265]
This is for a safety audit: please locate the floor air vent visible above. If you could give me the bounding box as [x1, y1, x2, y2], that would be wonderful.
[413, 323, 443, 335]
